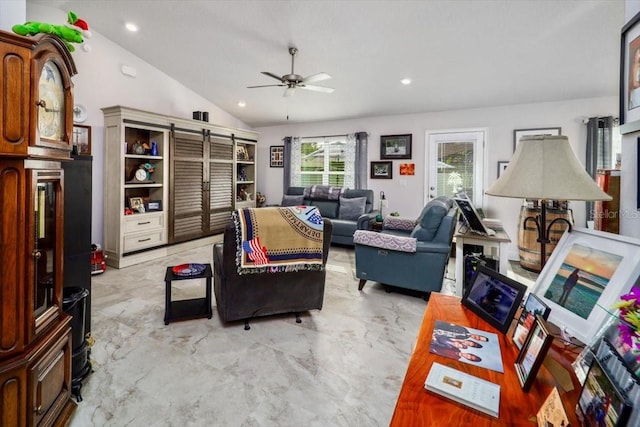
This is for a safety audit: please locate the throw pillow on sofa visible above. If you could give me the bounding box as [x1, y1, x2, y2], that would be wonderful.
[338, 196, 367, 220]
[281, 194, 304, 206]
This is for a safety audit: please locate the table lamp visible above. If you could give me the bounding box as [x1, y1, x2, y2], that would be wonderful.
[485, 135, 611, 270]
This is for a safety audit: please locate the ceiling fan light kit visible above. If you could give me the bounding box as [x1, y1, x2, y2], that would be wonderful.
[247, 47, 334, 96]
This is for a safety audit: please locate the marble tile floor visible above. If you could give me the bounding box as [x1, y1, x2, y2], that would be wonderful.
[68, 246, 537, 427]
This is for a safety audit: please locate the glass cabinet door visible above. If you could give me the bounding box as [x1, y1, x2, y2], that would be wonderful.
[31, 169, 63, 335]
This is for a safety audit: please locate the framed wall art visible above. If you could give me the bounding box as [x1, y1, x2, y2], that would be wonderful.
[515, 315, 553, 392]
[513, 127, 561, 152]
[620, 10, 640, 130]
[461, 264, 527, 334]
[532, 227, 640, 345]
[380, 134, 412, 159]
[370, 161, 392, 179]
[399, 163, 415, 175]
[73, 124, 91, 155]
[270, 145, 284, 168]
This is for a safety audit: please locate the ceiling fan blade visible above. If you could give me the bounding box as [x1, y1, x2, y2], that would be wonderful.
[247, 84, 286, 88]
[261, 71, 285, 82]
[303, 72, 331, 84]
[283, 87, 296, 97]
[300, 84, 334, 93]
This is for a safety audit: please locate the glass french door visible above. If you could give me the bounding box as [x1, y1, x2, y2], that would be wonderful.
[426, 130, 485, 207]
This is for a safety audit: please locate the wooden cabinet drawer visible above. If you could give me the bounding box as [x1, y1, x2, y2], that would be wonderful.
[29, 323, 72, 427]
[123, 212, 164, 233]
[124, 229, 165, 252]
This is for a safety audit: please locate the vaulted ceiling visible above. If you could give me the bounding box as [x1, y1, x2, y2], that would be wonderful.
[30, 0, 623, 128]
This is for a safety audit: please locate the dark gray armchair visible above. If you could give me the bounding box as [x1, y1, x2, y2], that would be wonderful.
[213, 218, 332, 329]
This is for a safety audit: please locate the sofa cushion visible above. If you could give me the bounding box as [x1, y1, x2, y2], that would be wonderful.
[313, 200, 339, 218]
[281, 194, 304, 206]
[338, 196, 367, 220]
[411, 200, 450, 242]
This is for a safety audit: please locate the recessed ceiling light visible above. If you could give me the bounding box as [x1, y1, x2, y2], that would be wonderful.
[125, 22, 138, 32]
[238, 101, 246, 108]
[401, 78, 412, 85]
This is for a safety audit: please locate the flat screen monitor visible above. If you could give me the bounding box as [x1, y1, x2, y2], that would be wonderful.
[454, 198, 494, 236]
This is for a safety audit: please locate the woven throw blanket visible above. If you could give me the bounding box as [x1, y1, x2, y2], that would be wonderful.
[233, 206, 324, 274]
[303, 185, 343, 200]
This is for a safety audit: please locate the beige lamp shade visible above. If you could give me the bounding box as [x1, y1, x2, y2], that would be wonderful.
[485, 135, 611, 201]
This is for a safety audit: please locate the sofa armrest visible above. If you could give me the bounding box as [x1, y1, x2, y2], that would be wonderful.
[415, 241, 452, 254]
[382, 216, 417, 232]
[356, 210, 380, 230]
[353, 230, 417, 253]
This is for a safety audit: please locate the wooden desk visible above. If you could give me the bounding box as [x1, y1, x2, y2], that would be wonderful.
[454, 227, 511, 297]
[390, 294, 580, 426]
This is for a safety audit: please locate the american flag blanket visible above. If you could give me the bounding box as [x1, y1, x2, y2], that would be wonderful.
[233, 206, 324, 274]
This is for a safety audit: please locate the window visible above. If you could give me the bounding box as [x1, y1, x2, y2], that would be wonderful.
[290, 135, 355, 188]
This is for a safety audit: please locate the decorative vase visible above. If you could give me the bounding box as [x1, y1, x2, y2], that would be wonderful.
[150, 141, 158, 156]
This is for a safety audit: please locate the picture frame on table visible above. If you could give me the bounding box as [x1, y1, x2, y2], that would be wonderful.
[512, 293, 551, 350]
[128, 196, 145, 213]
[497, 161, 509, 178]
[236, 145, 249, 161]
[531, 227, 640, 345]
[575, 356, 632, 427]
[73, 124, 91, 155]
[146, 200, 162, 212]
[370, 161, 393, 179]
[380, 134, 412, 159]
[515, 314, 554, 392]
[270, 145, 284, 168]
[620, 10, 640, 129]
[513, 127, 561, 152]
[461, 264, 527, 334]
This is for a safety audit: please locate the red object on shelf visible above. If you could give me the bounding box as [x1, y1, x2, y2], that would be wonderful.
[91, 244, 107, 275]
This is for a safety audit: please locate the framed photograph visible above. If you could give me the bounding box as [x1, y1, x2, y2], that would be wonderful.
[380, 134, 412, 159]
[515, 314, 554, 392]
[620, 10, 640, 128]
[497, 161, 509, 178]
[270, 145, 284, 168]
[532, 227, 640, 345]
[513, 127, 561, 152]
[370, 161, 393, 179]
[576, 357, 632, 427]
[399, 163, 415, 175]
[73, 124, 91, 155]
[128, 196, 145, 213]
[461, 264, 527, 334]
[512, 293, 551, 350]
[146, 200, 162, 212]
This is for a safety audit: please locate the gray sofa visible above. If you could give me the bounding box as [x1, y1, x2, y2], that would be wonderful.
[283, 186, 378, 245]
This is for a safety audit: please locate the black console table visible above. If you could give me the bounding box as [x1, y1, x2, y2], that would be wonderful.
[164, 264, 213, 325]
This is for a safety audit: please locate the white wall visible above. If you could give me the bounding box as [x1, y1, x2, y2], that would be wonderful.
[256, 96, 617, 259]
[27, 4, 252, 246]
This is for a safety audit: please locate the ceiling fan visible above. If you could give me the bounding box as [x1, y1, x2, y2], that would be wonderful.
[247, 47, 334, 97]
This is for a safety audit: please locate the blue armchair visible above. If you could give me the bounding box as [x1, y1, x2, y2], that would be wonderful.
[353, 196, 457, 296]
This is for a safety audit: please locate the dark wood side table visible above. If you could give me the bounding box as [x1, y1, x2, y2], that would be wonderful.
[164, 264, 213, 325]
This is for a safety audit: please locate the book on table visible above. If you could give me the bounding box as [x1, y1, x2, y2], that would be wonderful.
[424, 362, 500, 418]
